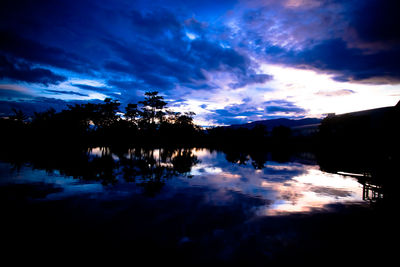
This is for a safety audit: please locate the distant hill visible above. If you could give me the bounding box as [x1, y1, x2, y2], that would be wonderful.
[215, 102, 399, 139]
[228, 118, 322, 131]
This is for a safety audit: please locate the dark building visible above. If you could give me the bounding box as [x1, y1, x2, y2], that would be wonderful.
[319, 100, 400, 149]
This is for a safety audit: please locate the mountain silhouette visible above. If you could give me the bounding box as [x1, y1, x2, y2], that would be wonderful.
[228, 118, 321, 130]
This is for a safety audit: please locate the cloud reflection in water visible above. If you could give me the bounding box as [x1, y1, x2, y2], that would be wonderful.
[0, 148, 366, 216]
[185, 150, 365, 215]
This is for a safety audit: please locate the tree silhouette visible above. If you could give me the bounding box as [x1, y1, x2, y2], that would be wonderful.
[175, 112, 196, 126]
[125, 103, 140, 125]
[139, 91, 167, 126]
[10, 108, 28, 123]
[92, 98, 121, 129]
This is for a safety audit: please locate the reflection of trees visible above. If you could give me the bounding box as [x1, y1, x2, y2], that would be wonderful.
[118, 148, 199, 195]
[87, 147, 200, 194]
[224, 149, 271, 169]
[223, 149, 294, 168]
[172, 148, 200, 175]
[1, 146, 199, 195]
[225, 150, 250, 165]
[249, 151, 268, 169]
[106, 147, 200, 195]
[90, 155, 118, 185]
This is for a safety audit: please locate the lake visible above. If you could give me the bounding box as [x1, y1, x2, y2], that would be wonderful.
[0, 147, 395, 265]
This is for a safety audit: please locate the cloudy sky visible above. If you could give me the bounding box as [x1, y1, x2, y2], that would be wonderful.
[1, 0, 399, 125]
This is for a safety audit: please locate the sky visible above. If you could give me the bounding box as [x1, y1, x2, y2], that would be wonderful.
[1, 0, 400, 126]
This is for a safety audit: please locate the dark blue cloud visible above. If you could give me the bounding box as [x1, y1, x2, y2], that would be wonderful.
[130, 8, 182, 37]
[0, 31, 94, 75]
[72, 84, 110, 92]
[0, 97, 100, 117]
[206, 101, 266, 125]
[208, 116, 248, 126]
[230, 73, 273, 89]
[264, 100, 306, 115]
[347, 0, 400, 44]
[0, 88, 32, 100]
[2, 0, 398, 89]
[0, 0, 264, 96]
[102, 22, 254, 91]
[190, 39, 248, 71]
[184, 18, 208, 37]
[236, 0, 400, 84]
[266, 38, 400, 83]
[214, 108, 259, 118]
[0, 55, 66, 85]
[45, 90, 89, 97]
[106, 80, 142, 91]
[103, 37, 197, 89]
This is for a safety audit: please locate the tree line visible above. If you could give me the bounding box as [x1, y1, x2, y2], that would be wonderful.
[2, 90, 299, 147]
[1, 91, 203, 146]
[4, 91, 397, 149]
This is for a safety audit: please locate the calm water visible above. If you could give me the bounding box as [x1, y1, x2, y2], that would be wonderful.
[0, 147, 393, 265]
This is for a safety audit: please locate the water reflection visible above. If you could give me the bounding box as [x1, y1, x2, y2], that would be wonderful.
[0, 147, 373, 215]
[1, 146, 396, 265]
[182, 150, 365, 215]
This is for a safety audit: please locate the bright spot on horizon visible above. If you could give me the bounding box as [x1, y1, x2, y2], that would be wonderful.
[261, 64, 400, 116]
